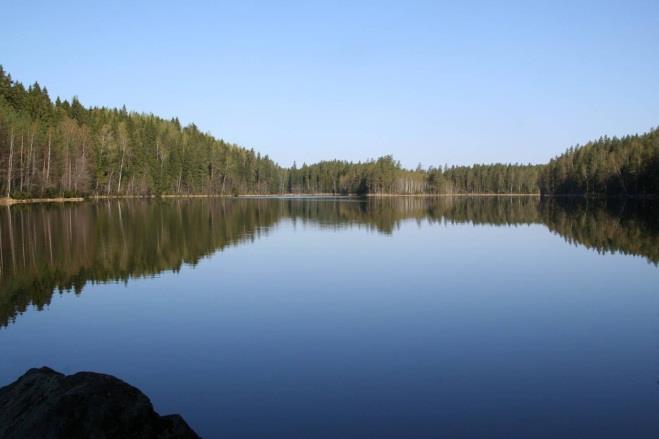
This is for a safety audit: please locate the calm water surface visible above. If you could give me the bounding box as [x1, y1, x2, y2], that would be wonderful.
[1, 197, 658, 438]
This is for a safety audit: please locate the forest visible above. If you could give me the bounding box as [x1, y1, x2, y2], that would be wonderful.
[0, 66, 656, 198]
[539, 130, 659, 196]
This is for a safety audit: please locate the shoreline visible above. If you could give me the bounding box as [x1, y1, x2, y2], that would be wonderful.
[365, 193, 540, 197]
[2, 192, 655, 206]
[0, 197, 85, 206]
[0, 193, 541, 206]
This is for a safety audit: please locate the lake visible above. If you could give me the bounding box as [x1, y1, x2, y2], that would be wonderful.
[1, 196, 658, 438]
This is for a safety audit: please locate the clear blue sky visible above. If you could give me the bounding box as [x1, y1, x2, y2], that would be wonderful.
[2, 0, 658, 168]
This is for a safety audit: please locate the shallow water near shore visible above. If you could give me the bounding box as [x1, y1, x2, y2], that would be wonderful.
[1, 197, 658, 438]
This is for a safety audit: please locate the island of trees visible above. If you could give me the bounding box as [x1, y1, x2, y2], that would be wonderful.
[0, 66, 657, 199]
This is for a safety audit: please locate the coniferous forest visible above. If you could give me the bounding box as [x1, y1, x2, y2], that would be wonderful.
[0, 66, 656, 198]
[539, 131, 659, 196]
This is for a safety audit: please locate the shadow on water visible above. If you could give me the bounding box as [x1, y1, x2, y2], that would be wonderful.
[0, 196, 657, 327]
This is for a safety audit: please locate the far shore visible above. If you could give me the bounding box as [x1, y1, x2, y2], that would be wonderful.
[0, 197, 85, 206]
[3, 192, 654, 206]
[1, 193, 540, 206]
[365, 193, 540, 197]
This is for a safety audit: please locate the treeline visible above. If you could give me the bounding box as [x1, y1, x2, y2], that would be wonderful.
[0, 66, 284, 198]
[287, 157, 542, 194]
[0, 67, 540, 197]
[0, 66, 656, 197]
[540, 129, 659, 196]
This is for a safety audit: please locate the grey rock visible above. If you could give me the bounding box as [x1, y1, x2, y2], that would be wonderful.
[0, 367, 200, 439]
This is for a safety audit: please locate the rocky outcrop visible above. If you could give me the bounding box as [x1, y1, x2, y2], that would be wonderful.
[0, 367, 199, 439]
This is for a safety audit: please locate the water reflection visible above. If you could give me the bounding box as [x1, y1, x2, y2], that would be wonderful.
[0, 196, 656, 327]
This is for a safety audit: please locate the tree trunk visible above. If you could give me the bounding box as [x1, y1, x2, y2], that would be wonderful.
[117, 147, 125, 193]
[27, 129, 35, 191]
[19, 132, 24, 192]
[45, 130, 52, 191]
[6, 127, 15, 197]
[106, 171, 113, 195]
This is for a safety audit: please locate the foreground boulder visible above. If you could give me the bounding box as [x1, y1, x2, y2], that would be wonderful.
[0, 367, 199, 439]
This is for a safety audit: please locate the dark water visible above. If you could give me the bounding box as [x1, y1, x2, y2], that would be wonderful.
[1, 197, 658, 438]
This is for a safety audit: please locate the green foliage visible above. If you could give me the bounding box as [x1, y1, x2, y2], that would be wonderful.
[540, 129, 659, 196]
[0, 66, 656, 197]
[427, 163, 542, 194]
[0, 67, 282, 197]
